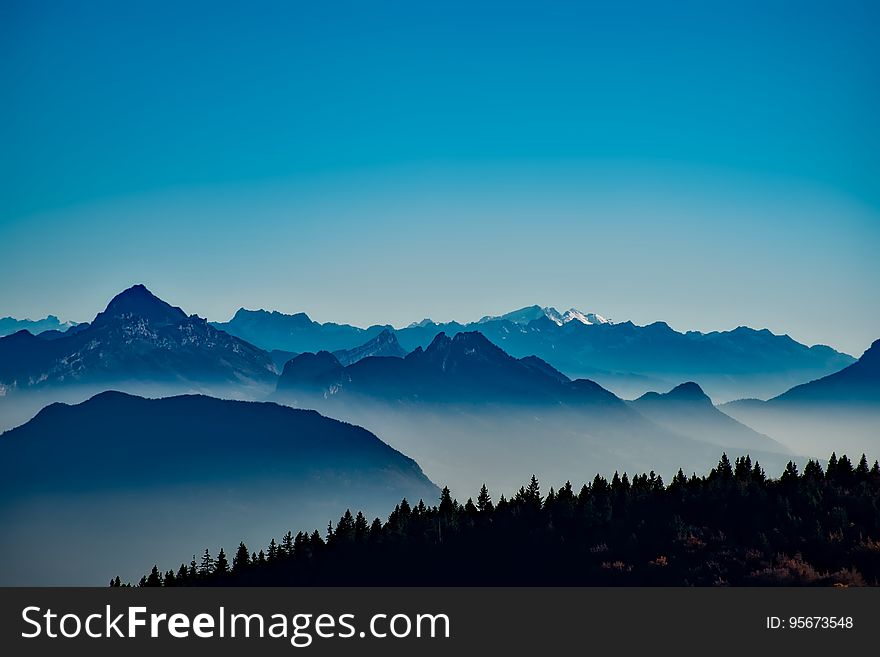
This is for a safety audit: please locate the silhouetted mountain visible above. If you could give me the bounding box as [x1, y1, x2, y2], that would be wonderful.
[269, 349, 299, 371]
[0, 392, 437, 585]
[280, 331, 618, 405]
[276, 331, 793, 495]
[217, 304, 854, 401]
[332, 328, 406, 366]
[211, 308, 390, 353]
[0, 315, 78, 338]
[722, 339, 880, 458]
[631, 382, 788, 453]
[0, 285, 276, 393]
[770, 338, 880, 404]
[280, 351, 347, 389]
[34, 322, 90, 341]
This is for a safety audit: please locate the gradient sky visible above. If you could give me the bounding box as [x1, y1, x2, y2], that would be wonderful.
[1, 0, 878, 355]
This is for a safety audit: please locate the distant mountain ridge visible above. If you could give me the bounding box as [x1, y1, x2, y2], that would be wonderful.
[217, 304, 854, 401]
[0, 315, 78, 338]
[332, 328, 406, 366]
[212, 308, 391, 353]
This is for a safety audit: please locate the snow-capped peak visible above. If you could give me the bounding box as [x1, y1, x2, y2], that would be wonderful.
[541, 307, 565, 326]
[562, 308, 611, 325]
[542, 307, 611, 326]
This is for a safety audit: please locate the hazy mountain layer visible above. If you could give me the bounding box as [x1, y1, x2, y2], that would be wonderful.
[275, 332, 794, 495]
[723, 339, 880, 458]
[630, 382, 788, 453]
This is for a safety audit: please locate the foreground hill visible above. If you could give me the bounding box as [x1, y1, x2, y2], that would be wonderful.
[0, 392, 437, 585]
[275, 332, 793, 496]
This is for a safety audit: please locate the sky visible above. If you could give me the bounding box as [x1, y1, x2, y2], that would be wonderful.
[1, 0, 878, 355]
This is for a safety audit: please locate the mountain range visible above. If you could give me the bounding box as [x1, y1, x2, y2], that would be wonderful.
[0, 392, 437, 585]
[4, 293, 855, 403]
[215, 304, 854, 402]
[1, 284, 876, 584]
[0, 315, 78, 338]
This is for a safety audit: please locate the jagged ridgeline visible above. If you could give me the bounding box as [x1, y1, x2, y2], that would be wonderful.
[123, 453, 880, 588]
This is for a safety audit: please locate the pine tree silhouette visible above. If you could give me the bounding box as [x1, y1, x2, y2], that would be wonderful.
[198, 549, 214, 576]
[215, 548, 229, 574]
[477, 484, 493, 512]
[126, 451, 880, 588]
[233, 542, 250, 572]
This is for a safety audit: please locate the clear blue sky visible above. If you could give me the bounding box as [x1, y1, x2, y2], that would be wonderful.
[1, 1, 878, 355]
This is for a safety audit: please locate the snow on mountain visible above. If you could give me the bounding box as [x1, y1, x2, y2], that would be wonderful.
[477, 305, 612, 327]
[558, 308, 612, 326]
[543, 307, 611, 326]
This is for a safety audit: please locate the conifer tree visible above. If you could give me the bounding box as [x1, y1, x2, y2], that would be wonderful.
[233, 542, 250, 572]
[369, 518, 383, 540]
[477, 484, 493, 512]
[267, 538, 279, 561]
[827, 452, 839, 479]
[146, 565, 162, 587]
[714, 453, 733, 480]
[215, 548, 229, 574]
[526, 475, 541, 509]
[354, 511, 369, 541]
[803, 459, 824, 481]
[199, 549, 215, 576]
[439, 487, 455, 516]
[781, 460, 799, 483]
[281, 531, 294, 556]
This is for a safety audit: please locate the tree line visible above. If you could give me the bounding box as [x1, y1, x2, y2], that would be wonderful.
[115, 452, 880, 587]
